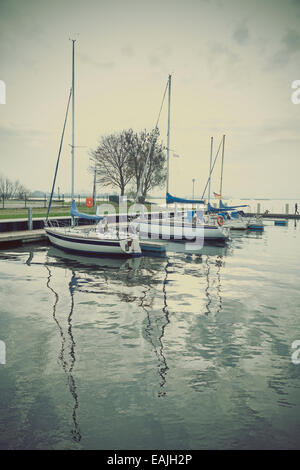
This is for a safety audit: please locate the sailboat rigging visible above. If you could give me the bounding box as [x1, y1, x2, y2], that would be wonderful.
[45, 41, 141, 257]
[133, 75, 229, 242]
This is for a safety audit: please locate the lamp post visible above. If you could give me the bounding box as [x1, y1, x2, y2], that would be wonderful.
[192, 178, 195, 200]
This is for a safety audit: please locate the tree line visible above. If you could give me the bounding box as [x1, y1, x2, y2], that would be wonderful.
[0, 175, 29, 200]
[90, 128, 166, 203]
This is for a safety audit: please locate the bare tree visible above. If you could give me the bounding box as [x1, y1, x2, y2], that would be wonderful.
[90, 129, 166, 201]
[90, 130, 135, 196]
[128, 129, 166, 203]
[0, 175, 30, 199]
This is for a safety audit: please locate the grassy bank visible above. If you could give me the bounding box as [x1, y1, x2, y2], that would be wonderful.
[0, 202, 155, 220]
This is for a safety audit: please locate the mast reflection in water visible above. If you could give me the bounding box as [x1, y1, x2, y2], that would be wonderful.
[45, 262, 81, 442]
[141, 257, 171, 397]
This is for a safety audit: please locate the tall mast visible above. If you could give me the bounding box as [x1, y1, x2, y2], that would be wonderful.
[166, 74, 171, 196]
[208, 136, 213, 204]
[92, 166, 97, 207]
[219, 134, 225, 197]
[71, 39, 76, 202]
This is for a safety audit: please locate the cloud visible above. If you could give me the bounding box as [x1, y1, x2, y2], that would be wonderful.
[207, 41, 239, 64]
[121, 45, 135, 58]
[148, 44, 172, 67]
[271, 29, 300, 66]
[282, 29, 300, 53]
[0, 124, 50, 141]
[232, 24, 249, 45]
[256, 117, 300, 144]
[78, 53, 115, 69]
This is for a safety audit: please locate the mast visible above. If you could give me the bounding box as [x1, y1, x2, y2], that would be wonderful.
[135, 76, 169, 204]
[92, 166, 97, 207]
[219, 134, 225, 197]
[208, 136, 213, 204]
[71, 39, 76, 203]
[46, 88, 72, 222]
[166, 74, 171, 196]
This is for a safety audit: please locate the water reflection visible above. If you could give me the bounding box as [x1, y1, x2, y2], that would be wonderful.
[203, 254, 224, 316]
[45, 244, 228, 414]
[25, 248, 34, 266]
[141, 257, 171, 397]
[45, 261, 81, 442]
[47, 246, 172, 398]
[165, 241, 228, 317]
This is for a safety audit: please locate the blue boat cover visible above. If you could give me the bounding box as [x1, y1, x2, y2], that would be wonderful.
[206, 202, 221, 213]
[70, 200, 103, 221]
[166, 192, 205, 205]
[219, 200, 248, 210]
[206, 201, 248, 213]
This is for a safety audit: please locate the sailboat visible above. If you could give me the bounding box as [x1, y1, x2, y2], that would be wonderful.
[132, 75, 229, 243]
[205, 135, 258, 230]
[45, 41, 141, 257]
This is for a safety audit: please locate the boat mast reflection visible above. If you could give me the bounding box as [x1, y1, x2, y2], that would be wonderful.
[45, 261, 81, 442]
[160, 258, 171, 396]
[141, 257, 171, 397]
[203, 254, 224, 316]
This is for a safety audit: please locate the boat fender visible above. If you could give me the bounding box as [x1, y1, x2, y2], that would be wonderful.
[217, 215, 224, 226]
[124, 239, 133, 252]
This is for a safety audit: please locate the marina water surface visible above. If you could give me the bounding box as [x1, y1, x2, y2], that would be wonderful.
[0, 220, 300, 449]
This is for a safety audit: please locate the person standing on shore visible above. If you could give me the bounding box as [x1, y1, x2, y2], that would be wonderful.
[295, 203, 299, 215]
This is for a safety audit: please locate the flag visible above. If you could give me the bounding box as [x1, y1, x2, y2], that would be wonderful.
[173, 153, 180, 158]
[214, 192, 221, 199]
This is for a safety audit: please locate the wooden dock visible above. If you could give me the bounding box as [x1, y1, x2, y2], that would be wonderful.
[0, 229, 48, 247]
[245, 212, 300, 220]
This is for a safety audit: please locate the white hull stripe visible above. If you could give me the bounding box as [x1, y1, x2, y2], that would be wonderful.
[46, 230, 121, 246]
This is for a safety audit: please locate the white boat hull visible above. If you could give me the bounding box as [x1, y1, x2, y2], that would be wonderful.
[207, 214, 249, 230]
[45, 228, 141, 257]
[131, 219, 229, 241]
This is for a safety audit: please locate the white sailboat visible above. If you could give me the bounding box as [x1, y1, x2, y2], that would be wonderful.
[205, 135, 253, 230]
[45, 40, 141, 257]
[132, 75, 229, 243]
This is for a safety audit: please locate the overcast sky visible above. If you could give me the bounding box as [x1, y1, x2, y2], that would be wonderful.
[1, 0, 300, 198]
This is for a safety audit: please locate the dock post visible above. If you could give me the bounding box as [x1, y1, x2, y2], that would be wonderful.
[257, 203, 261, 214]
[285, 204, 289, 214]
[28, 207, 33, 231]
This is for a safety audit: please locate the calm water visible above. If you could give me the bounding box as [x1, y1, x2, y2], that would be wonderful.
[0, 220, 300, 450]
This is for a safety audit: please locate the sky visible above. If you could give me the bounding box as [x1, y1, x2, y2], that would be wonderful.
[0, 0, 300, 199]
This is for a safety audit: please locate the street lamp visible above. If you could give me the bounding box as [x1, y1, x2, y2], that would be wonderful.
[192, 178, 195, 200]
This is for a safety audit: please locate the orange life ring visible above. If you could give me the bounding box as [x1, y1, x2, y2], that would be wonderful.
[86, 197, 93, 207]
[217, 215, 224, 226]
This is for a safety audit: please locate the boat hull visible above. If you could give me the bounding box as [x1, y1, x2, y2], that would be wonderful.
[45, 228, 141, 257]
[131, 219, 229, 242]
